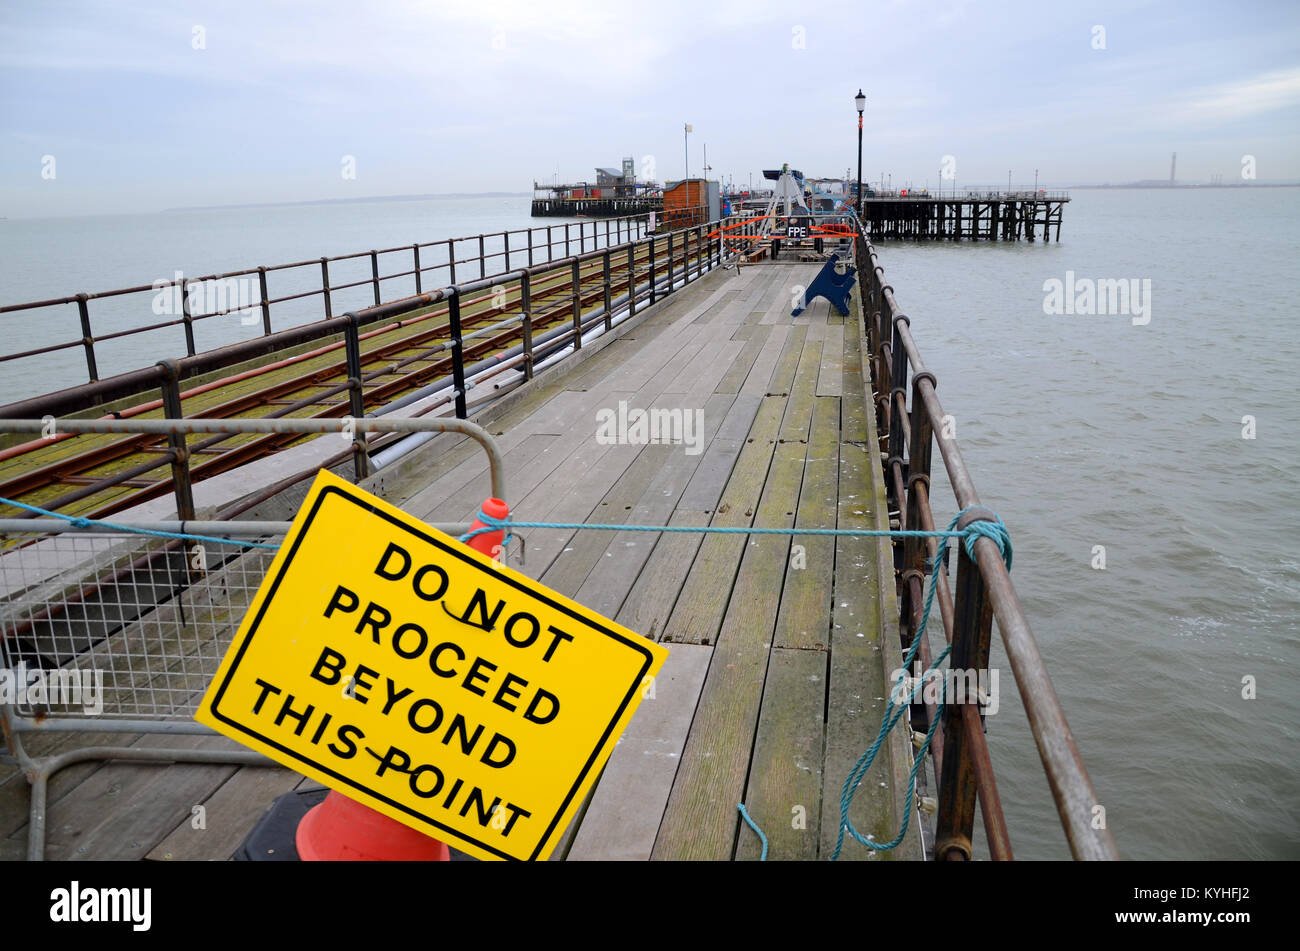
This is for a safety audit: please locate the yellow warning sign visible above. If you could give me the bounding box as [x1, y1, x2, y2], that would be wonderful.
[196, 469, 667, 861]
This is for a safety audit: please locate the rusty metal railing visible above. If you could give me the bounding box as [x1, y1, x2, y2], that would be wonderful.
[0, 219, 727, 523]
[0, 213, 660, 390]
[852, 229, 1117, 861]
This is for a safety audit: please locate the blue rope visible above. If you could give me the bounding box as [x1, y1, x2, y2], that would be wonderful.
[737, 803, 769, 861]
[459, 513, 969, 546]
[0, 496, 280, 550]
[829, 507, 1011, 860]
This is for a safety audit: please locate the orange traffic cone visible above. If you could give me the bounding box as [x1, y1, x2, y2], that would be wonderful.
[466, 497, 509, 559]
[296, 790, 450, 861]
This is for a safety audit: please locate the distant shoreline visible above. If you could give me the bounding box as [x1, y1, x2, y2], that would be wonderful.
[162, 192, 531, 213]
[1066, 182, 1300, 190]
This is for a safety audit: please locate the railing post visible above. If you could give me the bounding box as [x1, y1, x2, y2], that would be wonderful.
[478, 235, 486, 279]
[901, 370, 938, 731]
[156, 359, 195, 521]
[527, 229, 534, 267]
[902, 370, 937, 638]
[370, 250, 381, 307]
[887, 314, 910, 485]
[683, 229, 691, 285]
[548, 226, 553, 262]
[257, 267, 272, 335]
[76, 293, 98, 383]
[565, 223, 571, 258]
[447, 291, 468, 419]
[179, 278, 196, 356]
[341, 312, 370, 479]
[934, 507, 998, 861]
[571, 258, 582, 350]
[667, 231, 675, 292]
[504, 231, 510, 272]
[602, 250, 612, 331]
[320, 258, 333, 319]
[412, 245, 422, 295]
[580, 222, 586, 254]
[627, 243, 636, 316]
[520, 272, 533, 381]
[649, 235, 657, 305]
[447, 240, 456, 285]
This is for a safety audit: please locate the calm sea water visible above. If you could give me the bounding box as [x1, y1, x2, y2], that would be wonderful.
[2, 190, 1296, 859]
[881, 188, 1300, 859]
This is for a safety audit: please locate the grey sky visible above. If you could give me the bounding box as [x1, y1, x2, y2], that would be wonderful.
[2, 0, 1298, 217]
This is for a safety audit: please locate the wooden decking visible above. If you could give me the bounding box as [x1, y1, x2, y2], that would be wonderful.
[1, 260, 920, 861]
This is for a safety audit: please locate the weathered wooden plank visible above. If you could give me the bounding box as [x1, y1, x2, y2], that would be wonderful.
[735, 647, 827, 861]
[0, 730, 144, 841]
[394, 431, 553, 521]
[662, 324, 804, 644]
[714, 326, 770, 393]
[539, 443, 674, 598]
[777, 321, 826, 444]
[687, 289, 740, 326]
[661, 395, 785, 645]
[738, 324, 791, 397]
[146, 765, 302, 861]
[568, 393, 734, 621]
[509, 442, 643, 579]
[774, 396, 840, 650]
[615, 510, 710, 642]
[841, 312, 869, 444]
[818, 298, 921, 862]
[675, 395, 761, 512]
[651, 439, 806, 860]
[664, 338, 746, 396]
[415, 389, 632, 525]
[567, 643, 712, 860]
[816, 323, 845, 397]
[36, 733, 241, 861]
[630, 340, 705, 398]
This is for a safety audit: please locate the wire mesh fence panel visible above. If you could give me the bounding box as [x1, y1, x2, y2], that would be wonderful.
[1, 529, 279, 722]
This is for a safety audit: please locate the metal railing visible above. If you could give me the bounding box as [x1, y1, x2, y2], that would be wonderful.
[851, 227, 1116, 861]
[0, 218, 727, 523]
[0, 214, 658, 390]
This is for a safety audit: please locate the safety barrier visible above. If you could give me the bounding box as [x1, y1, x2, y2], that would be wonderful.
[0, 416, 505, 860]
[851, 223, 1118, 860]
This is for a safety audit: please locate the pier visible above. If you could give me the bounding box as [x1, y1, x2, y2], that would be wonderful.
[0, 217, 1114, 861]
[530, 196, 662, 218]
[859, 191, 1069, 241]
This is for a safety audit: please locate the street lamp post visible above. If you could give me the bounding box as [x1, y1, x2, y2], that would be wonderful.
[855, 89, 866, 215]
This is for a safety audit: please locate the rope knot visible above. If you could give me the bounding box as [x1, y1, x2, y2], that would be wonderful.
[960, 513, 1012, 571]
[69, 517, 93, 529]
